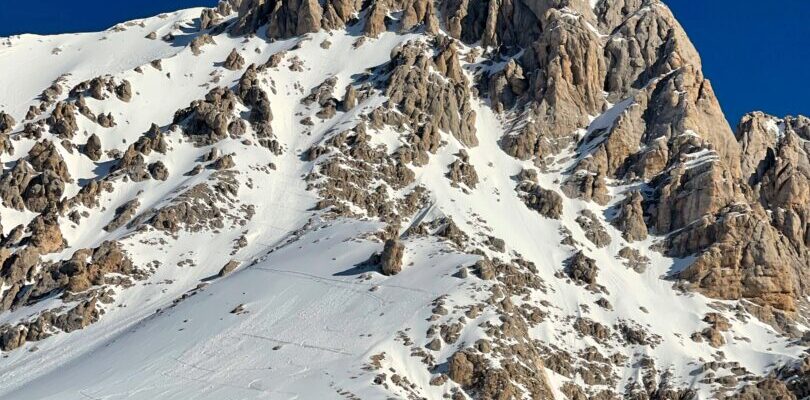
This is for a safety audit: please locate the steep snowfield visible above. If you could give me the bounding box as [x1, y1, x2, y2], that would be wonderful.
[0, 7, 804, 400]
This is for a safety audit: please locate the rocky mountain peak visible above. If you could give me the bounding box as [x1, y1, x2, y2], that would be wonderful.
[0, 0, 807, 399]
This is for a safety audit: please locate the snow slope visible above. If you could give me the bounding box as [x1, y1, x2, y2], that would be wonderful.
[0, 5, 804, 400]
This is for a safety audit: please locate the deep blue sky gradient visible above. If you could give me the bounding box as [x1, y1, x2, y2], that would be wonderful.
[665, 0, 810, 126]
[0, 1, 807, 126]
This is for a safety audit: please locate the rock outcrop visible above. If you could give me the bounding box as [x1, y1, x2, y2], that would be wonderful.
[174, 87, 238, 145]
[517, 182, 563, 219]
[223, 48, 245, 71]
[0, 1, 807, 399]
[380, 38, 477, 165]
[380, 239, 404, 276]
[231, 0, 324, 38]
[612, 191, 648, 242]
[0, 111, 15, 134]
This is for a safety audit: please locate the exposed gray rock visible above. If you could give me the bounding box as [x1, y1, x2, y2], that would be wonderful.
[105, 199, 141, 232]
[174, 87, 238, 145]
[223, 48, 245, 71]
[47, 102, 78, 138]
[235, 64, 277, 150]
[83, 134, 103, 161]
[446, 150, 478, 189]
[565, 251, 598, 289]
[190, 34, 216, 55]
[111, 146, 150, 182]
[475, 259, 495, 280]
[575, 210, 611, 248]
[218, 260, 240, 277]
[148, 161, 169, 181]
[134, 123, 168, 155]
[380, 239, 404, 276]
[561, 171, 610, 205]
[486, 59, 527, 113]
[617, 247, 649, 273]
[115, 80, 132, 102]
[0, 111, 15, 134]
[383, 39, 477, 162]
[612, 191, 648, 242]
[0, 140, 72, 213]
[96, 112, 116, 128]
[517, 182, 563, 219]
[200, 8, 221, 30]
[340, 84, 357, 112]
[232, 0, 323, 38]
[212, 155, 235, 170]
[141, 183, 242, 234]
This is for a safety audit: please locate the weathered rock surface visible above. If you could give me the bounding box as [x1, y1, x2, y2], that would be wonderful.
[83, 134, 103, 161]
[223, 48, 245, 71]
[0, 1, 806, 399]
[105, 199, 140, 231]
[174, 87, 237, 145]
[517, 182, 562, 219]
[446, 150, 478, 189]
[576, 210, 611, 248]
[190, 34, 216, 55]
[218, 260, 240, 277]
[0, 111, 15, 134]
[232, 0, 323, 38]
[380, 239, 404, 276]
[612, 190, 648, 242]
[565, 251, 599, 290]
[381, 38, 477, 164]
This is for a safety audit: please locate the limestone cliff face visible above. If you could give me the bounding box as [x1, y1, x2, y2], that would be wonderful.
[225, 0, 810, 312]
[736, 113, 810, 298]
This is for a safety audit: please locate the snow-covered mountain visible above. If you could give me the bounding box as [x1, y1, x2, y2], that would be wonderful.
[0, 1, 809, 399]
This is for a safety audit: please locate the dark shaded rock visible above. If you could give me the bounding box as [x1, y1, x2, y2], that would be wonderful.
[83, 134, 103, 161]
[565, 251, 598, 287]
[190, 34, 216, 55]
[97, 112, 116, 128]
[0, 111, 15, 134]
[148, 161, 169, 181]
[47, 102, 78, 138]
[575, 210, 610, 248]
[232, 0, 323, 38]
[380, 239, 404, 276]
[212, 155, 235, 170]
[517, 182, 563, 219]
[115, 80, 132, 102]
[446, 150, 478, 189]
[200, 8, 221, 30]
[223, 48, 245, 71]
[174, 87, 238, 145]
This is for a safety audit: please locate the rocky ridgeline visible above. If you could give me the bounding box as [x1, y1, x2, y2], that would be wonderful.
[0, 14, 275, 351]
[228, 0, 809, 315]
[0, 0, 807, 398]
[217, 0, 810, 396]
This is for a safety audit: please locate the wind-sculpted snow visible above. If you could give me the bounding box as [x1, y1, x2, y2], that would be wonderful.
[0, 1, 808, 399]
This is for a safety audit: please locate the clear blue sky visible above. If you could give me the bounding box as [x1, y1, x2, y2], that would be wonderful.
[665, 0, 810, 126]
[0, 1, 807, 126]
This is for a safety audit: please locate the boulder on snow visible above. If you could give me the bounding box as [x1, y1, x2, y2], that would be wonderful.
[218, 260, 240, 277]
[380, 239, 404, 276]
